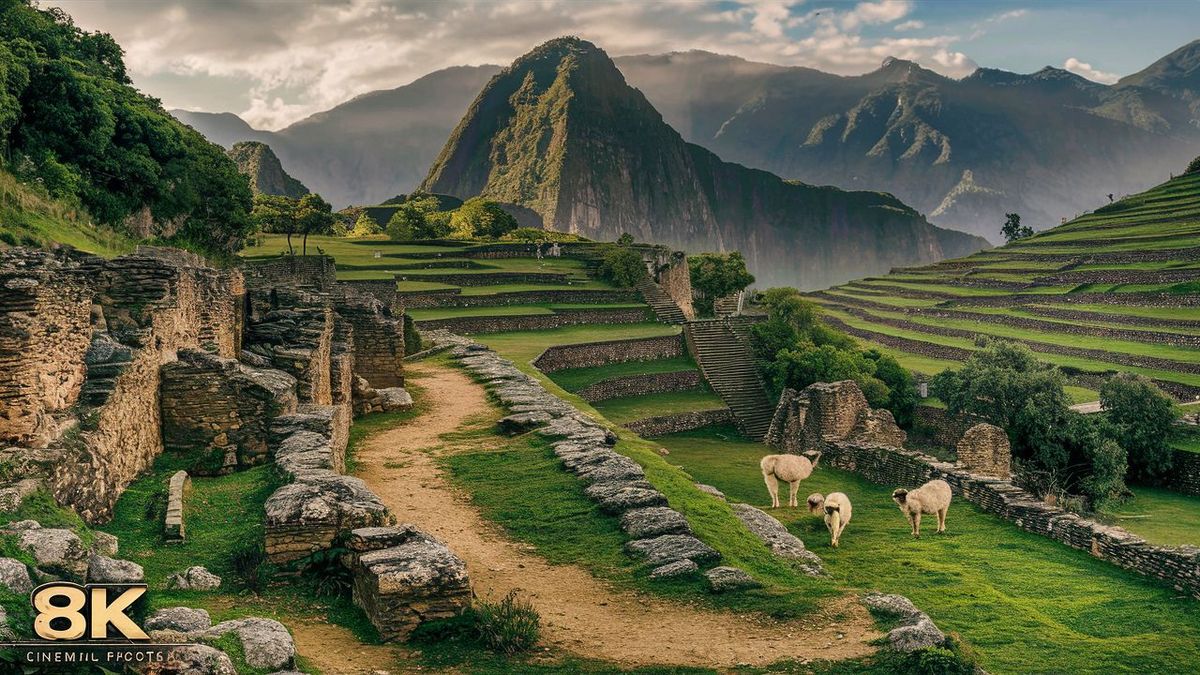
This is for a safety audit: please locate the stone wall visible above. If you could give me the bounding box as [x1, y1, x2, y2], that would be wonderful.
[241, 255, 337, 292]
[340, 279, 399, 313]
[396, 288, 639, 309]
[821, 441, 1200, 599]
[160, 349, 299, 475]
[577, 370, 703, 402]
[912, 406, 978, 449]
[626, 408, 734, 437]
[0, 249, 94, 446]
[655, 252, 695, 320]
[415, 308, 651, 334]
[955, 423, 1011, 478]
[394, 271, 568, 287]
[1168, 449, 1200, 497]
[244, 287, 335, 405]
[533, 334, 685, 373]
[335, 291, 405, 388]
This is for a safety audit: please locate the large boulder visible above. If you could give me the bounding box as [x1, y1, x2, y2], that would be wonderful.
[201, 618, 295, 671]
[140, 644, 235, 675]
[863, 593, 946, 652]
[87, 555, 145, 584]
[625, 534, 719, 566]
[0, 557, 33, 594]
[166, 566, 222, 591]
[145, 607, 213, 633]
[16, 527, 88, 580]
[620, 507, 691, 539]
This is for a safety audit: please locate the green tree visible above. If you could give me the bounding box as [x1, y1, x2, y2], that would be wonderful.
[866, 350, 918, 427]
[1186, 155, 1200, 175]
[1000, 212, 1034, 243]
[1100, 373, 1178, 483]
[351, 212, 382, 237]
[688, 252, 755, 316]
[449, 197, 518, 239]
[616, 232, 634, 246]
[386, 203, 424, 242]
[250, 194, 298, 253]
[295, 193, 334, 255]
[597, 245, 647, 287]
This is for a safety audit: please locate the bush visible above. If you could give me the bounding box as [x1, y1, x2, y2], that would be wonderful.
[471, 590, 540, 654]
[1187, 155, 1200, 175]
[1100, 373, 1177, 483]
[596, 245, 647, 287]
[351, 213, 382, 237]
[448, 197, 518, 239]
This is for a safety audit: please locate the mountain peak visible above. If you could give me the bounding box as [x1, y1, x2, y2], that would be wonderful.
[867, 56, 946, 84]
[227, 141, 308, 199]
[1119, 38, 1200, 91]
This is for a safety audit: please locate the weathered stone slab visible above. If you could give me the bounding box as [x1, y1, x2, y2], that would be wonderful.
[705, 566, 760, 592]
[201, 618, 295, 671]
[862, 593, 946, 652]
[145, 607, 212, 633]
[165, 470, 189, 542]
[729, 503, 823, 575]
[625, 534, 719, 566]
[620, 507, 691, 539]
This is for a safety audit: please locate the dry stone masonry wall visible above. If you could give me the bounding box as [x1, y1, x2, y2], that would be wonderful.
[577, 370, 703, 402]
[626, 408, 734, 437]
[415, 307, 651, 334]
[395, 288, 639, 310]
[532, 334, 685, 373]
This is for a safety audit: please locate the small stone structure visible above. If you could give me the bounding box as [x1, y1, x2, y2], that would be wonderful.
[164, 471, 189, 542]
[342, 526, 471, 642]
[956, 423, 1011, 478]
[765, 380, 906, 454]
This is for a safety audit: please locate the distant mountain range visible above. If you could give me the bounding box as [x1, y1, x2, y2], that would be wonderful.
[172, 40, 1200, 243]
[420, 38, 985, 289]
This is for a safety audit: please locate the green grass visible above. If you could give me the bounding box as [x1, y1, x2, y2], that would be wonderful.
[660, 425, 1200, 675]
[548, 356, 700, 392]
[1100, 486, 1200, 547]
[1037, 303, 1200, 322]
[476, 323, 681, 366]
[1172, 427, 1200, 453]
[591, 387, 726, 423]
[408, 303, 649, 322]
[0, 168, 133, 256]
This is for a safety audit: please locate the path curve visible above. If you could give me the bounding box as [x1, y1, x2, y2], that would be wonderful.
[302, 360, 878, 670]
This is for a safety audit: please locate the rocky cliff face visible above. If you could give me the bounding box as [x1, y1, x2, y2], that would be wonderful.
[616, 42, 1200, 242]
[422, 38, 987, 289]
[227, 142, 309, 198]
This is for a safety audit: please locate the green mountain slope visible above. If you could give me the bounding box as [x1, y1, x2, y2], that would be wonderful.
[808, 165, 1200, 399]
[227, 141, 309, 198]
[0, 168, 131, 256]
[421, 37, 987, 289]
[0, 1, 252, 254]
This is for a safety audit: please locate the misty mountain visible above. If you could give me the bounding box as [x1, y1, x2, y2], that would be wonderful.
[421, 37, 987, 289]
[227, 141, 309, 198]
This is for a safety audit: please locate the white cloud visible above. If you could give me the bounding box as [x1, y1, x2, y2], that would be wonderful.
[51, 0, 978, 129]
[894, 20, 924, 32]
[1063, 57, 1119, 84]
[990, 9, 1029, 22]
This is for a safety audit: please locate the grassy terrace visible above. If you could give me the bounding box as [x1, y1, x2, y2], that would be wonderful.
[661, 425, 1200, 675]
[591, 387, 726, 423]
[547, 356, 700, 392]
[808, 171, 1200, 405]
[408, 303, 648, 322]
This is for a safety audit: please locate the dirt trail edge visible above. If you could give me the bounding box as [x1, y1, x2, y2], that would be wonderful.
[294, 360, 878, 671]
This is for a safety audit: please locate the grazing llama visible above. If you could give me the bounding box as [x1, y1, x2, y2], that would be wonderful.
[891, 479, 952, 537]
[759, 452, 820, 508]
[807, 492, 853, 547]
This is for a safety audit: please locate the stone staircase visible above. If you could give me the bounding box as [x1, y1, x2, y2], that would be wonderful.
[636, 278, 687, 324]
[684, 319, 776, 440]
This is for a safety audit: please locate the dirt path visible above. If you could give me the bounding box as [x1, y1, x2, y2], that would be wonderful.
[295, 361, 877, 671]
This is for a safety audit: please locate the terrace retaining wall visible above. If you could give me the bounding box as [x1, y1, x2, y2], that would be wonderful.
[577, 371, 703, 402]
[626, 408, 734, 437]
[533, 334, 686, 373]
[241, 255, 337, 291]
[396, 288, 640, 309]
[394, 271, 569, 286]
[1168, 449, 1200, 497]
[415, 308, 651, 334]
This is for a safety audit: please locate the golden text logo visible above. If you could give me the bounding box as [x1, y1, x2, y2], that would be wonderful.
[30, 582, 149, 641]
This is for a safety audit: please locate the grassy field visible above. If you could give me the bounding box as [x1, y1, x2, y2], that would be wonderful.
[476, 323, 681, 366]
[1101, 485, 1200, 547]
[591, 387, 726, 423]
[408, 302, 648, 321]
[548, 356, 700, 391]
[659, 425, 1200, 675]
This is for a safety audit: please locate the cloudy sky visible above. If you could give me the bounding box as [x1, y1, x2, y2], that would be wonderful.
[51, 0, 1200, 131]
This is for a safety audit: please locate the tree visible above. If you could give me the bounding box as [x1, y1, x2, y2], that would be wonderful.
[250, 194, 299, 253]
[351, 212, 382, 237]
[616, 232, 635, 246]
[597, 245, 647, 287]
[386, 203, 425, 242]
[1000, 212, 1034, 243]
[1187, 155, 1200, 175]
[295, 193, 334, 255]
[448, 198, 518, 239]
[866, 350, 918, 427]
[688, 252, 755, 316]
[1100, 373, 1178, 483]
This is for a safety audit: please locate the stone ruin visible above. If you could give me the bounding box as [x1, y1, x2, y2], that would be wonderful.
[765, 380, 906, 454]
[956, 422, 1012, 479]
[0, 245, 472, 644]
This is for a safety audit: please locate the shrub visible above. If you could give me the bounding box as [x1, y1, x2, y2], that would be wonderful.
[294, 546, 354, 598]
[1186, 155, 1200, 175]
[472, 590, 541, 654]
[386, 203, 422, 241]
[1100, 373, 1177, 483]
[230, 541, 268, 594]
[596, 245, 647, 287]
[448, 197, 518, 239]
[351, 213, 382, 237]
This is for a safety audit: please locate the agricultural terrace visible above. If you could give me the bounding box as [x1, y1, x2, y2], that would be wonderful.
[230, 233, 1200, 673]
